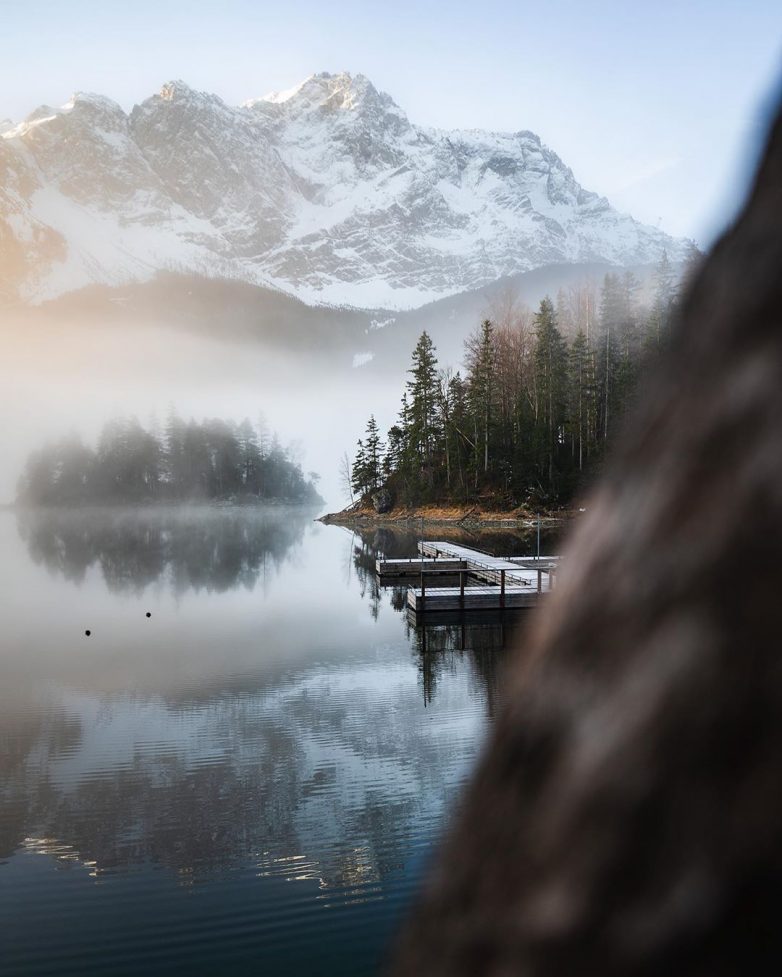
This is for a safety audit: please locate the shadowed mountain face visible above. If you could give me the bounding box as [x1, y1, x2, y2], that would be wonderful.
[1, 72, 685, 308]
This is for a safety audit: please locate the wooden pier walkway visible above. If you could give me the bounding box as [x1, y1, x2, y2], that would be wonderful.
[376, 540, 559, 614]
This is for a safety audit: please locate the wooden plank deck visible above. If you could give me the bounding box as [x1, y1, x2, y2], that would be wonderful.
[406, 585, 542, 612]
[419, 541, 555, 588]
[508, 556, 561, 571]
[376, 557, 465, 576]
[373, 540, 560, 614]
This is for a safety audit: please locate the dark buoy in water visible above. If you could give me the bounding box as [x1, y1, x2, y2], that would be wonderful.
[146, 612, 151, 618]
[85, 630, 91, 637]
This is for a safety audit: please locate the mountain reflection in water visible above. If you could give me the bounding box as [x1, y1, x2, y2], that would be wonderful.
[0, 509, 562, 977]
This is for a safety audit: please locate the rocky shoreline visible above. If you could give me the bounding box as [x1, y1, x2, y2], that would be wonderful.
[318, 502, 574, 531]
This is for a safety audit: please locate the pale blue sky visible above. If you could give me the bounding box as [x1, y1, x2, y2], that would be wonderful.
[2, 0, 781, 245]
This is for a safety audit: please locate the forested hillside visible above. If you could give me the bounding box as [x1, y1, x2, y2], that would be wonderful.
[349, 252, 698, 509]
[17, 413, 322, 506]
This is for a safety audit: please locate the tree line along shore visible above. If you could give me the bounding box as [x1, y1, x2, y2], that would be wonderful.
[16, 412, 323, 507]
[335, 252, 697, 522]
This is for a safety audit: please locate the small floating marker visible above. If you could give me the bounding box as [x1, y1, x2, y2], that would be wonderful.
[145, 612, 151, 618]
[85, 630, 91, 637]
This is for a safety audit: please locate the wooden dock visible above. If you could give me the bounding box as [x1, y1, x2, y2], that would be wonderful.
[375, 558, 465, 576]
[376, 540, 559, 613]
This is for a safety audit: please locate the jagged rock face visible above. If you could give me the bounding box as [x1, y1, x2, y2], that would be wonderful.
[130, 82, 293, 255]
[18, 95, 155, 206]
[0, 72, 686, 308]
[372, 488, 394, 514]
[0, 136, 65, 302]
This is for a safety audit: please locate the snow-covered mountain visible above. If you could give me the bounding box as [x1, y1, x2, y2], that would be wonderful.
[1, 73, 686, 309]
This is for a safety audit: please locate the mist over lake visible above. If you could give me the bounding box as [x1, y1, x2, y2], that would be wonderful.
[0, 306, 405, 509]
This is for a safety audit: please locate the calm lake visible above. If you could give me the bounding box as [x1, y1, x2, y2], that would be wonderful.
[0, 507, 562, 977]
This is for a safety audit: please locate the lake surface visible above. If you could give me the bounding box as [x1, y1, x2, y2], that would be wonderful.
[0, 508, 561, 977]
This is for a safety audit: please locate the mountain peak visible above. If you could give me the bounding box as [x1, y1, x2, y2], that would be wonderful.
[158, 80, 199, 102]
[144, 81, 232, 118]
[256, 75, 315, 105]
[1, 73, 687, 309]
[65, 91, 126, 120]
[310, 71, 393, 111]
[247, 71, 398, 117]
[3, 92, 124, 139]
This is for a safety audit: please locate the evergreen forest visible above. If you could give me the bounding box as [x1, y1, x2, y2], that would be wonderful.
[349, 253, 697, 509]
[17, 412, 323, 506]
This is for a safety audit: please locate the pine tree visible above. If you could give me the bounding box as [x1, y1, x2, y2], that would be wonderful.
[614, 271, 642, 418]
[646, 250, 677, 353]
[533, 298, 568, 494]
[568, 329, 590, 471]
[447, 371, 472, 495]
[363, 415, 383, 491]
[679, 239, 703, 297]
[351, 439, 368, 498]
[438, 368, 454, 491]
[405, 332, 440, 490]
[465, 319, 496, 479]
[237, 418, 261, 493]
[597, 273, 625, 442]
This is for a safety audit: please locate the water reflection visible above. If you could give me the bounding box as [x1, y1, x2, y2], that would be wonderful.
[1, 514, 489, 884]
[0, 512, 562, 977]
[349, 524, 563, 563]
[1, 680, 431, 883]
[347, 524, 564, 711]
[404, 612, 517, 712]
[16, 506, 316, 594]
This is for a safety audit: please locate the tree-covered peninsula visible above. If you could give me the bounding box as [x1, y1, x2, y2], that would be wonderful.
[345, 257, 694, 516]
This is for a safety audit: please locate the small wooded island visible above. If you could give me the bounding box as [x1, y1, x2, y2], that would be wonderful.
[326, 259, 695, 526]
[17, 413, 323, 506]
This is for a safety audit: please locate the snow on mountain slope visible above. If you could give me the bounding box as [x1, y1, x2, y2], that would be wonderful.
[0, 72, 687, 308]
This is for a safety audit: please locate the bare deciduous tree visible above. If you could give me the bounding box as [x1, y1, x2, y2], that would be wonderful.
[339, 451, 354, 505]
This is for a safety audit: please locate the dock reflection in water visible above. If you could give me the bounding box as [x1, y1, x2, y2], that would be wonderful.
[0, 510, 564, 977]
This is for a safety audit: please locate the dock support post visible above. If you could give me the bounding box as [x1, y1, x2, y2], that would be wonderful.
[537, 569, 542, 594]
[421, 572, 426, 612]
[460, 570, 465, 610]
[500, 569, 505, 609]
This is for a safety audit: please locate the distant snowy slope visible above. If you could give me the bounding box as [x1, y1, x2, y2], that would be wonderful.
[0, 72, 687, 308]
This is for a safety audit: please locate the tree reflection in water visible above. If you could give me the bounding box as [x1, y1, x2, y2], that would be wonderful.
[16, 506, 317, 595]
[0, 507, 523, 977]
[0, 514, 559, 896]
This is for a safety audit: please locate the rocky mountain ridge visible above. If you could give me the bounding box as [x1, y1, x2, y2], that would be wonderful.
[0, 72, 687, 308]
